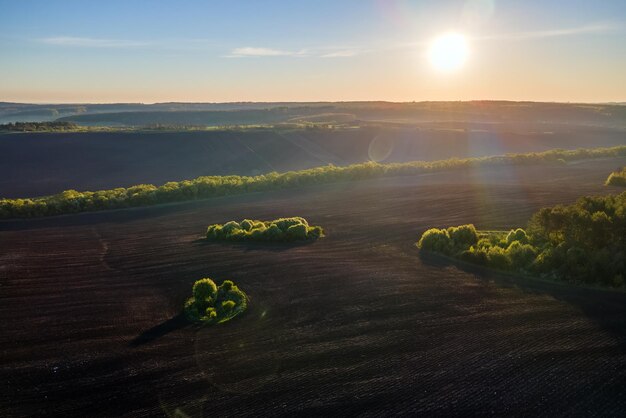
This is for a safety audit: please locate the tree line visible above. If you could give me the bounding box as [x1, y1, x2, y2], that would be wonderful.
[0, 122, 79, 132]
[1, 145, 625, 219]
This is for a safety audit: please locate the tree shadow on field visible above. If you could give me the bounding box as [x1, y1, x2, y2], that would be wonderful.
[191, 237, 318, 252]
[130, 313, 190, 347]
[419, 251, 626, 352]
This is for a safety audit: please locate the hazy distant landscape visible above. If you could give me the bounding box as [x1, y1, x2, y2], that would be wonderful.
[2, 102, 626, 198]
[3, 100, 626, 127]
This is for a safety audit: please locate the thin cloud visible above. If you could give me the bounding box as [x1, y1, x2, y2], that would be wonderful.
[226, 47, 292, 57]
[389, 23, 619, 51]
[476, 23, 618, 41]
[226, 46, 361, 58]
[40, 36, 149, 48]
[320, 50, 359, 58]
[39, 36, 362, 58]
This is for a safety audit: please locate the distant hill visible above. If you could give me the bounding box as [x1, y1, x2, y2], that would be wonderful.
[0, 102, 332, 124]
[2, 101, 626, 129]
[57, 101, 626, 129]
[56, 107, 336, 127]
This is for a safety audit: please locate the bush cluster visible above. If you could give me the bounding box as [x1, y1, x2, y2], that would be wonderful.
[417, 224, 479, 255]
[606, 167, 626, 187]
[417, 191, 626, 287]
[1, 145, 626, 219]
[183, 278, 248, 325]
[206, 217, 323, 242]
[0, 121, 79, 132]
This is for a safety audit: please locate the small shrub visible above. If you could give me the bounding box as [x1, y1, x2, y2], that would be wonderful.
[273, 217, 308, 231]
[486, 246, 511, 270]
[265, 223, 283, 240]
[221, 280, 233, 292]
[250, 227, 266, 239]
[221, 300, 236, 312]
[460, 246, 489, 265]
[206, 225, 222, 239]
[475, 238, 493, 250]
[307, 226, 324, 239]
[287, 223, 308, 240]
[192, 278, 217, 301]
[447, 224, 478, 250]
[222, 221, 241, 234]
[240, 219, 254, 231]
[506, 241, 537, 269]
[418, 225, 478, 256]
[506, 228, 528, 245]
[417, 228, 452, 255]
[536, 244, 569, 276]
[205, 307, 217, 320]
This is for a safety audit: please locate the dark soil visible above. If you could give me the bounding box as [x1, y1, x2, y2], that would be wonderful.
[1, 158, 626, 417]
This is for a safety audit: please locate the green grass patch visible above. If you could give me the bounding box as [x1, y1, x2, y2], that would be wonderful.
[206, 217, 323, 242]
[184, 278, 248, 325]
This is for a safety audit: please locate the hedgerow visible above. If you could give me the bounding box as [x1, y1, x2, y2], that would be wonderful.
[417, 191, 626, 287]
[206, 217, 323, 242]
[0, 121, 79, 132]
[606, 167, 626, 187]
[1, 145, 626, 219]
[184, 278, 248, 325]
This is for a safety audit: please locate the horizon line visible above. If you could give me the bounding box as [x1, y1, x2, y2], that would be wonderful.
[2, 99, 625, 106]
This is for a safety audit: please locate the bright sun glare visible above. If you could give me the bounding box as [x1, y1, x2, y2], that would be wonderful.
[428, 33, 469, 72]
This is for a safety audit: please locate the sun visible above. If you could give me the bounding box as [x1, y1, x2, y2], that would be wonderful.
[428, 33, 469, 72]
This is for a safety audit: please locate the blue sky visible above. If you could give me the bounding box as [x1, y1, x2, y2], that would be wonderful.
[1, 0, 625, 103]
